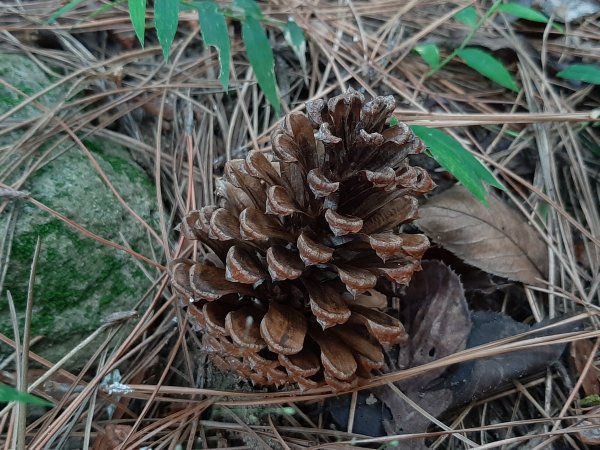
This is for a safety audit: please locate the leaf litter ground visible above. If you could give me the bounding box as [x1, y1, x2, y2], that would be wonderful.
[0, 1, 599, 449]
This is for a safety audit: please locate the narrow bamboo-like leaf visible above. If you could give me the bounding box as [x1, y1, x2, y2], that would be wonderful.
[557, 64, 600, 85]
[0, 384, 52, 406]
[284, 18, 307, 83]
[48, 0, 87, 23]
[411, 125, 505, 205]
[414, 43, 440, 68]
[498, 3, 564, 31]
[457, 47, 519, 92]
[497, 3, 548, 23]
[241, 17, 280, 114]
[154, 0, 179, 60]
[426, 126, 505, 191]
[235, 0, 263, 19]
[455, 6, 478, 29]
[195, 1, 230, 90]
[128, 0, 147, 46]
[90, 0, 123, 18]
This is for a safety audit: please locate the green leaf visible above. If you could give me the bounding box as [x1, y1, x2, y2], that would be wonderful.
[283, 18, 307, 82]
[0, 384, 52, 406]
[234, 0, 279, 111]
[497, 3, 547, 23]
[457, 47, 519, 92]
[90, 0, 125, 18]
[557, 64, 600, 85]
[241, 16, 280, 114]
[195, 1, 230, 90]
[414, 43, 440, 68]
[411, 125, 505, 205]
[234, 0, 263, 20]
[154, 0, 179, 60]
[128, 0, 147, 46]
[48, 0, 88, 23]
[497, 3, 564, 31]
[455, 6, 478, 29]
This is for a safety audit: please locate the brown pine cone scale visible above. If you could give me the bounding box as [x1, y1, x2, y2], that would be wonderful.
[169, 89, 435, 391]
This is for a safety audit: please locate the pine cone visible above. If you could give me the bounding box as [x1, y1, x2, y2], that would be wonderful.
[169, 89, 435, 391]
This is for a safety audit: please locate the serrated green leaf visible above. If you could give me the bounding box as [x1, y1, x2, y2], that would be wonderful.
[557, 64, 600, 85]
[154, 0, 179, 60]
[411, 125, 505, 205]
[241, 17, 280, 114]
[128, 0, 147, 46]
[48, 0, 88, 23]
[195, 1, 230, 91]
[414, 43, 440, 68]
[284, 18, 307, 83]
[457, 47, 519, 92]
[234, 0, 263, 20]
[455, 6, 478, 29]
[0, 384, 52, 406]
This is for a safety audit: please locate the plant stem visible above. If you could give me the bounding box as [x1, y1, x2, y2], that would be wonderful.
[427, 0, 502, 77]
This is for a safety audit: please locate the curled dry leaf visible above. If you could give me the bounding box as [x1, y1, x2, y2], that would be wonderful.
[417, 185, 548, 286]
[403, 260, 471, 385]
[375, 261, 470, 442]
[447, 311, 582, 406]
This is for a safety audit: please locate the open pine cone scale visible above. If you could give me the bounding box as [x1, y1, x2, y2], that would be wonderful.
[169, 89, 435, 391]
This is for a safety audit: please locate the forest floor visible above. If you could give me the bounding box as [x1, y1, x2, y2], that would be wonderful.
[1, 1, 600, 449]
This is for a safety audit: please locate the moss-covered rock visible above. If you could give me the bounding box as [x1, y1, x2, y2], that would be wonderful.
[0, 53, 160, 365]
[0, 53, 64, 120]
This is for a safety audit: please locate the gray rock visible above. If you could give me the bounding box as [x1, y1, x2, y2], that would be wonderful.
[540, 0, 600, 23]
[515, 0, 600, 23]
[0, 53, 160, 365]
[0, 53, 64, 120]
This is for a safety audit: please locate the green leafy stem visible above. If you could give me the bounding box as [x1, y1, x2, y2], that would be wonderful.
[418, 2, 580, 92]
[51, 0, 307, 115]
[48, 0, 521, 204]
[0, 383, 52, 406]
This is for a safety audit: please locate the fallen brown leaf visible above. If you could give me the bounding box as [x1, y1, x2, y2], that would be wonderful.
[403, 260, 471, 385]
[446, 311, 580, 406]
[330, 308, 582, 446]
[376, 261, 470, 444]
[92, 424, 135, 450]
[417, 185, 548, 286]
[570, 339, 600, 396]
[576, 418, 600, 446]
